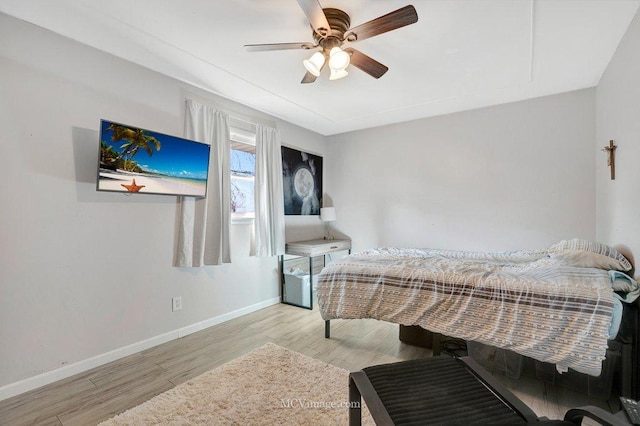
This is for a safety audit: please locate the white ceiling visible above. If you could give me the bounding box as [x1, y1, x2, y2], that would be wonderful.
[1, 0, 639, 135]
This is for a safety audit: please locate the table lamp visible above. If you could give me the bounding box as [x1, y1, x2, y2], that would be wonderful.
[320, 207, 336, 240]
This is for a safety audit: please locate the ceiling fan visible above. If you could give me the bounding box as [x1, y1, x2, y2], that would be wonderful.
[244, 0, 418, 83]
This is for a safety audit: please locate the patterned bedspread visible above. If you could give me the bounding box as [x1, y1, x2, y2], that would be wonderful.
[317, 247, 615, 376]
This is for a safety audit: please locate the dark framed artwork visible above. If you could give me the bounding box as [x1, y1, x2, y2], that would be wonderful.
[281, 146, 323, 215]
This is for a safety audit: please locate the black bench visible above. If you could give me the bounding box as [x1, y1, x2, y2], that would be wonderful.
[348, 356, 630, 425]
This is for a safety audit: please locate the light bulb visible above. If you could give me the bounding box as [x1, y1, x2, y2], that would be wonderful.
[303, 52, 325, 77]
[328, 47, 350, 71]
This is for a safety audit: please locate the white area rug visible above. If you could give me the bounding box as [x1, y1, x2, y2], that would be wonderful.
[100, 343, 373, 425]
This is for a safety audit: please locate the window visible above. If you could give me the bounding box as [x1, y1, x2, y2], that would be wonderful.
[230, 125, 256, 222]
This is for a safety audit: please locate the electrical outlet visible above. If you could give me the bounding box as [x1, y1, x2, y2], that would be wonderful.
[172, 296, 182, 312]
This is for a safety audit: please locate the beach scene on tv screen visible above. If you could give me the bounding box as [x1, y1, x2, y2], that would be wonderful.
[97, 120, 210, 197]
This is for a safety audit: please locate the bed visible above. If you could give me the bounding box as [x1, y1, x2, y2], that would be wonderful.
[317, 239, 638, 381]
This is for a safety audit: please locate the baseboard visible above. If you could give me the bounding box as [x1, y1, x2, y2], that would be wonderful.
[177, 297, 280, 338]
[0, 296, 280, 402]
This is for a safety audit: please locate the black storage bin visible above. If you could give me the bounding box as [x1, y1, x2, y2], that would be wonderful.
[399, 325, 435, 348]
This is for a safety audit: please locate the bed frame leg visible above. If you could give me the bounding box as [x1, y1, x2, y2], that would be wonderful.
[325, 320, 330, 338]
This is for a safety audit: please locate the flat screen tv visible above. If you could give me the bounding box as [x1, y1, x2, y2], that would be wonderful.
[97, 119, 210, 197]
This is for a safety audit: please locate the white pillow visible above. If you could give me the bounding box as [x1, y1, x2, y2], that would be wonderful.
[548, 239, 632, 271]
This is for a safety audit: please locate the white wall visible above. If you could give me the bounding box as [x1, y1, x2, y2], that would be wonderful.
[326, 89, 596, 253]
[0, 14, 324, 394]
[596, 9, 640, 268]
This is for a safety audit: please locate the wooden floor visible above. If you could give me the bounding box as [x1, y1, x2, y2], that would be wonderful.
[0, 303, 619, 425]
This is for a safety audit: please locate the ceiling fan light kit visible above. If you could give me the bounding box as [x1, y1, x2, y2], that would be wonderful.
[244, 1, 418, 84]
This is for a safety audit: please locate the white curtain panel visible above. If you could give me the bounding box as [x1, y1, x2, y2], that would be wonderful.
[254, 124, 285, 257]
[175, 99, 231, 266]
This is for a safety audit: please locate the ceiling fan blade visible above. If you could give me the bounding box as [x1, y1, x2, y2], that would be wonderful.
[346, 5, 418, 42]
[344, 48, 388, 79]
[244, 42, 316, 52]
[296, 0, 331, 37]
[301, 71, 318, 84]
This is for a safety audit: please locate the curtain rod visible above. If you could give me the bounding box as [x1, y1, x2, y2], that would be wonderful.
[229, 113, 277, 130]
[184, 97, 277, 129]
[229, 115, 257, 126]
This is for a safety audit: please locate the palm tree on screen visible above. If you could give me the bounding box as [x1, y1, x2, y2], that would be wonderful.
[107, 124, 161, 172]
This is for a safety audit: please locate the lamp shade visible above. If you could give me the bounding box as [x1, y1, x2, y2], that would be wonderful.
[320, 207, 336, 222]
[328, 47, 350, 71]
[303, 52, 325, 77]
[329, 68, 348, 80]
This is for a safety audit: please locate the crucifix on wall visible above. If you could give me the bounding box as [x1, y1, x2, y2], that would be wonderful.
[602, 140, 617, 180]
